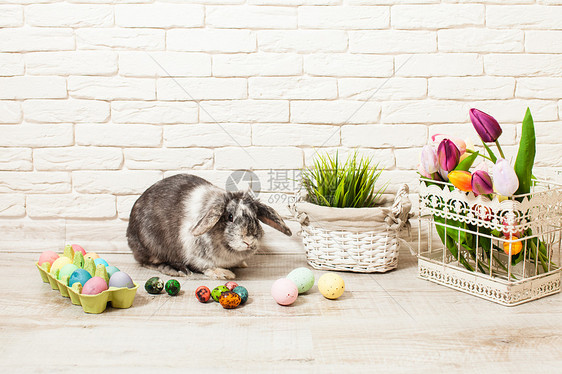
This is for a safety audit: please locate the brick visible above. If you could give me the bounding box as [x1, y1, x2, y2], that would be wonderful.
[396, 54, 482, 77]
[124, 148, 213, 170]
[470, 100, 558, 122]
[429, 123, 517, 146]
[116, 3, 203, 28]
[394, 148, 423, 170]
[533, 122, 562, 145]
[299, 6, 389, 29]
[76, 28, 165, 50]
[258, 30, 347, 53]
[27, 194, 116, 219]
[392, 4, 484, 29]
[69, 76, 155, 100]
[438, 28, 523, 53]
[118, 195, 139, 220]
[34, 147, 123, 171]
[73, 171, 162, 194]
[0, 101, 22, 123]
[0, 28, 74, 52]
[26, 4, 113, 27]
[0, 172, 70, 193]
[250, 0, 340, 4]
[382, 100, 470, 124]
[213, 53, 301, 77]
[0, 148, 32, 171]
[516, 78, 562, 99]
[487, 5, 562, 29]
[0, 194, 24, 217]
[0, 5, 22, 27]
[525, 31, 562, 53]
[429, 77, 515, 100]
[350, 0, 440, 3]
[303, 147, 395, 169]
[338, 78, 427, 100]
[200, 100, 289, 123]
[168, 29, 256, 53]
[341, 124, 428, 148]
[24, 100, 109, 123]
[215, 147, 303, 170]
[534, 145, 562, 167]
[0, 124, 73, 147]
[65, 221, 129, 251]
[112, 101, 198, 124]
[252, 124, 340, 146]
[0, 54, 24, 76]
[249, 77, 337, 100]
[305, 54, 393, 77]
[119, 52, 211, 77]
[26, 51, 117, 76]
[207, 6, 296, 29]
[0, 77, 66, 99]
[291, 101, 381, 124]
[164, 124, 251, 147]
[485, 54, 562, 77]
[350, 31, 436, 53]
[76, 124, 162, 147]
[158, 78, 247, 100]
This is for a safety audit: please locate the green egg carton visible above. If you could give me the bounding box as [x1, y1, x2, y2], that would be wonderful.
[36, 262, 139, 314]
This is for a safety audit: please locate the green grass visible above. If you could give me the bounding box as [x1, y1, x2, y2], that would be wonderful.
[301, 151, 387, 208]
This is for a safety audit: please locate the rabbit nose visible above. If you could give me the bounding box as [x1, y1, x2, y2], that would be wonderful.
[243, 241, 251, 247]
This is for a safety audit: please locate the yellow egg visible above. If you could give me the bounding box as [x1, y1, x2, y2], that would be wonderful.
[50, 256, 72, 274]
[318, 273, 345, 300]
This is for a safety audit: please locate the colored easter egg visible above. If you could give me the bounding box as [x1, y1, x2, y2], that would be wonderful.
[38, 251, 59, 266]
[84, 252, 99, 260]
[59, 264, 79, 281]
[287, 267, 315, 294]
[69, 268, 92, 287]
[51, 256, 72, 274]
[145, 277, 164, 294]
[82, 277, 109, 295]
[106, 265, 120, 279]
[71, 244, 86, 255]
[165, 279, 181, 296]
[318, 273, 345, 300]
[232, 286, 248, 305]
[195, 286, 211, 303]
[211, 285, 229, 302]
[225, 281, 239, 291]
[219, 291, 242, 309]
[94, 258, 109, 267]
[271, 278, 298, 306]
[108, 271, 134, 289]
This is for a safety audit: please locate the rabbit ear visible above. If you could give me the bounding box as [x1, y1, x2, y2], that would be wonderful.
[192, 197, 225, 237]
[255, 201, 292, 236]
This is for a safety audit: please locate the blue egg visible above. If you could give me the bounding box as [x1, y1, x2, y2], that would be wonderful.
[106, 265, 120, 279]
[94, 258, 109, 267]
[232, 286, 248, 304]
[69, 268, 92, 287]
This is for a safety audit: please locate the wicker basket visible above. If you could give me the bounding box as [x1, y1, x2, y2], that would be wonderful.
[290, 184, 412, 273]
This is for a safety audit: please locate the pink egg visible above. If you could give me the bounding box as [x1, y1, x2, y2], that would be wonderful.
[82, 276, 109, 295]
[38, 251, 59, 266]
[271, 278, 298, 306]
[71, 244, 86, 255]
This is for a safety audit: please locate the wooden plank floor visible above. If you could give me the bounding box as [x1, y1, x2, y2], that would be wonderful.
[1, 249, 561, 373]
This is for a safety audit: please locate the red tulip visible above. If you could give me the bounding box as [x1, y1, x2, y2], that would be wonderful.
[469, 108, 502, 143]
[437, 139, 460, 172]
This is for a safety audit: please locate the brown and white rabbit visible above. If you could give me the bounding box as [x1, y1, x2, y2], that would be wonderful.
[127, 174, 292, 279]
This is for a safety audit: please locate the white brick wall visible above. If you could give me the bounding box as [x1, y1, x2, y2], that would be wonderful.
[0, 1, 561, 252]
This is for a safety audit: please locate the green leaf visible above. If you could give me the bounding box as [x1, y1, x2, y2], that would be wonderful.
[481, 142, 497, 163]
[514, 108, 536, 196]
[454, 151, 479, 171]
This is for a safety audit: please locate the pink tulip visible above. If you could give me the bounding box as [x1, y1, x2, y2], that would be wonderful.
[492, 159, 519, 196]
[418, 163, 431, 179]
[431, 134, 466, 154]
[420, 145, 439, 174]
[437, 139, 460, 172]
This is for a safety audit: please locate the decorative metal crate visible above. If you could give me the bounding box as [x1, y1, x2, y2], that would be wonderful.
[417, 179, 562, 306]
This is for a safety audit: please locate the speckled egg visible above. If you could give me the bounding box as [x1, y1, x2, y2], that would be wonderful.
[106, 265, 120, 279]
[287, 267, 315, 294]
[145, 277, 164, 294]
[71, 244, 86, 255]
[211, 285, 229, 302]
[219, 291, 242, 309]
[271, 278, 298, 306]
[165, 279, 181, 296]
[58, 264, 79, 281]
[94, 258, 109, 267]
[82, 276, 109, 295]
[38, 251, 59, 266]
[195, 286, 211, 303]
[232, 286, 248, 304]
[108, 271, 135, 289]
[318, 273, 345, 300]
[225, 281, 239, 291]
[69, 269, 92, 287]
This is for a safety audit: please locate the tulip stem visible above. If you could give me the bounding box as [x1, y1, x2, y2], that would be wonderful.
[466, 149, 493, 162]
[495, 140, 506, 159]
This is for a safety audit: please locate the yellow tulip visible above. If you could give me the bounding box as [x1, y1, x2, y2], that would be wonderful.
[448, 170, 472, 192]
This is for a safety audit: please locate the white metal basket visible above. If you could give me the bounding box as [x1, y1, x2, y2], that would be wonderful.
[292, 185, 412, 273]
[418, 179, 562, 306]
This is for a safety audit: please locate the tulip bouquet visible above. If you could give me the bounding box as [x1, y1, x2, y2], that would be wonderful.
[418, 107, 555, 278]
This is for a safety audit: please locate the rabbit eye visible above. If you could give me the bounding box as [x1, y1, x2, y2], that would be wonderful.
[228, 213, 234, 222]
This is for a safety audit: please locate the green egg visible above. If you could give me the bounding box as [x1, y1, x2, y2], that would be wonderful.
[165, 279, 181, 296]
[287, 267, 315, 294]
[145, 277, 164, 294]
[211, 285, 229, 302]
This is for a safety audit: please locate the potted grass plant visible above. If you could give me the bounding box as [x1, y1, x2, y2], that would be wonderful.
[290, 151, 412, 273]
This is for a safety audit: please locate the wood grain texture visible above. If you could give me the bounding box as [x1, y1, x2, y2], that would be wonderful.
[1, 249, 561, 373]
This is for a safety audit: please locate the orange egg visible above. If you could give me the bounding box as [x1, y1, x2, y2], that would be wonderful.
[503, 236, 523, 256]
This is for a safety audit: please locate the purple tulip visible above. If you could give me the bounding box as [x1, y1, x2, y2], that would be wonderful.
[421, 145, 439, 174]
[437, 139, 460, 172]
[492, 159, 519, 196]
[471, 170, 493, 196]
[469, 108, 502, 143]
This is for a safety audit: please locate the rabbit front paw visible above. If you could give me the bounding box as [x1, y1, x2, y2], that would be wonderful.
[203, 267, 236, 280]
